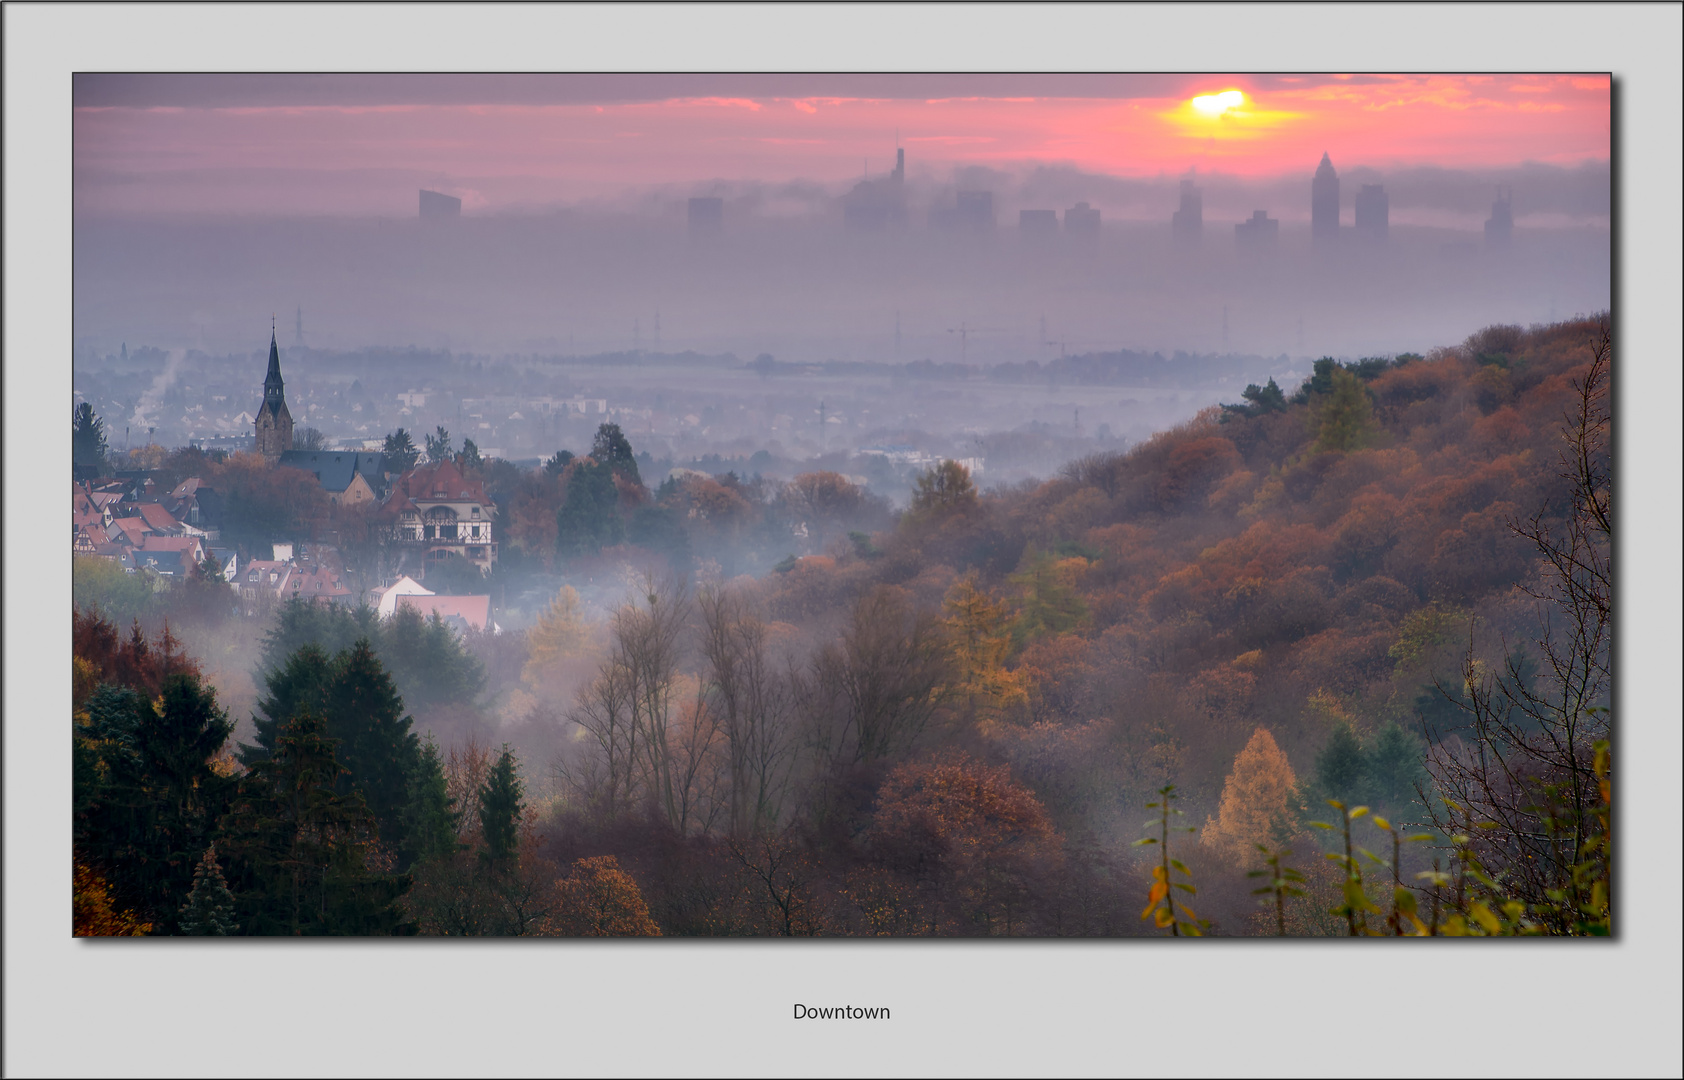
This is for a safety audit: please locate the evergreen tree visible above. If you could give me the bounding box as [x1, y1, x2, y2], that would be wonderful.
[242, 642, 336, 764]
[425, 425, 453, 463]
[457, 438, 482, 471]
[1365, 719, 1430, 811]
[383, 428, 420, 472]
[72, 402, 109, 475]
[322, 639, 423, 852]
[556, 458, 623, 558]
[178, 846, 238, 935]
[478, 746, 524, 870]
[403, 737, 460, 866]
[543, 449, 574, 477]
[591, 422, 641, 485]
[78, 675, 235, 933]
[219, 710, 413, 935]
[1308, 721, 1369, 809]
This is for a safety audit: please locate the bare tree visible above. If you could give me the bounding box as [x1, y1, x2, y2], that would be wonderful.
[801, 586, 951, 772]
[1420, 324, 1611, 931]
[698, 587, 795, 837]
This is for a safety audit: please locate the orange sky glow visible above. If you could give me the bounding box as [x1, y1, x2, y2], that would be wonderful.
[74, 74, 1609, 214]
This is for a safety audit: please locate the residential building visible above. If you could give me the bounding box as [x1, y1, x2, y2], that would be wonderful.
[381, 457, 498, 578]
[278, 450, 390, 505]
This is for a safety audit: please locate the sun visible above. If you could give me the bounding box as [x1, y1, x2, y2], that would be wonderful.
[1190, 90, 1245, 117]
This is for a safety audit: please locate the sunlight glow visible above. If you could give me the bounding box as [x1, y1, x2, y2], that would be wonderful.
[1190, 90, 1245, 117]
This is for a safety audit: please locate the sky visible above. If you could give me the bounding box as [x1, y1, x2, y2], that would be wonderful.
[74, 73, 1610, 218]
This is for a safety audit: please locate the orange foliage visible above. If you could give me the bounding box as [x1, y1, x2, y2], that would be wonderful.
[73, 861, 152, 937]
[551, 856, 662, 936]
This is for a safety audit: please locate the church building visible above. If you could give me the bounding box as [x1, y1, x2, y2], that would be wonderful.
[254, 324, 294, 460]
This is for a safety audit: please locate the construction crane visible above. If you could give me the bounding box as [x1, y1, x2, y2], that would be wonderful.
[946, 321, 1008, 364]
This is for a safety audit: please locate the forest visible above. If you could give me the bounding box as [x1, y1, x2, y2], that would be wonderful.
[71, 316, 1611, 937]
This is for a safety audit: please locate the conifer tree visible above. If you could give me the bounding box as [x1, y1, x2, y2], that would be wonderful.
[178, 846, 238, 935]
[1201, 727, 1302, 861]
[403, 737, 460, 866]
[1308, 721, 1369, 812]
[78, 675, 235, 933]
[219, 710, 413, 935]
[478, 746, 524, 870]
[1365, 719, 1429, 811]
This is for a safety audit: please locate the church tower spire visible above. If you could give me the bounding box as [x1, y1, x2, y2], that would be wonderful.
[255, 321, 294, 460]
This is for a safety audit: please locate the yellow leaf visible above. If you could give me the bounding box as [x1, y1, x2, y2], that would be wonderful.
[1154, 907, 1174, 928]
[1146, 881, 1168, 906]
[1470, 903, 1501, 934]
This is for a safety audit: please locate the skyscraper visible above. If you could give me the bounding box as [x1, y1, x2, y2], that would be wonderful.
[1311, 152, 1340, 244]
[254, 323, 293, 460]
[1235, 210, 1279, 253]
[1485, 186, 1513, 249]
[1354, 184, 1388, 243]
[1171, 179, 1203, 244]
[419, 189, 461, 218]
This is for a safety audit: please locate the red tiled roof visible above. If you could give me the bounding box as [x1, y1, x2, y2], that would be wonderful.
[397, 594, 491, 631]
[136, 503, 182, 533]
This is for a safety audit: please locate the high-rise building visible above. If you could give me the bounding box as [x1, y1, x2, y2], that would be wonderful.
[1019, 209, 1058, 235]
[1354, 184, 1389, 243]
[1171, 179, 1203, 243]
[419, 189, 461, 219]
[843, 147, 908, 231]
[687, 196, 724, 235]
[1485, 186, 1513, 249]
[254, 325, 293, 460]
[1234, 209, 1279, 253]
[1311, 152, 1340, 244]
[1064, 201, 1101, 236]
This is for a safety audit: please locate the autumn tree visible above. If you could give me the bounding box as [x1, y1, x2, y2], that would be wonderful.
[867, 754, 1062, 935]
[941, 574, 1029, 731]
[909, 459, 978, 519]
[1201, 727, 1302, 862]
[73, 861, 152, 937]
[552, 856, 662, 936]
[1313, 366, 1377, 452]
[784, 471, 866, 552]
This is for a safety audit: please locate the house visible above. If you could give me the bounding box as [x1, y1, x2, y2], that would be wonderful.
[135, 534, 206, 572]
[286, 563, 353, 604]
[368, 574, 435, 617]
[395, 593, 493, 634]
[239, 560, 294, 600]
[278, 450, 390, 506]
[381, 458, 498, 578]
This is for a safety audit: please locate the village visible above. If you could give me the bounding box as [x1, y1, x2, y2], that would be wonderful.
[72, 330, 500, 634]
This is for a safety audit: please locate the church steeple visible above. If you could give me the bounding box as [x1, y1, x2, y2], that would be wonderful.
[255, 319, 294, 460]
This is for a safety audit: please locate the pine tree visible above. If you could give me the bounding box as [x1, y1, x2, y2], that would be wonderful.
[1308, 721, 1369, 811]
[219, 710, 413, 935]
[556, 458, 623, 557]
[403, 737, 460, 866]
[72, 402, 109, 475]
[78, 674, 235, 933]
[1365, 719, 1430, 811]
[478, 746, 524, 870]
[590, 422, 641, 485]
[1202, 727, 1301, 862]
[178, 846, 238, 935]
[322, 638, 422, 853]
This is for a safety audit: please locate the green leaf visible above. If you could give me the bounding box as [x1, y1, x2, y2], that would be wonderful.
[1132, 838, 1157, 846]
[1309, 822, 1333, 831]
[1406, 834, 1436, 843]
[1172, 882, 1197, 894]
[1169, 859, 1189, 874]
